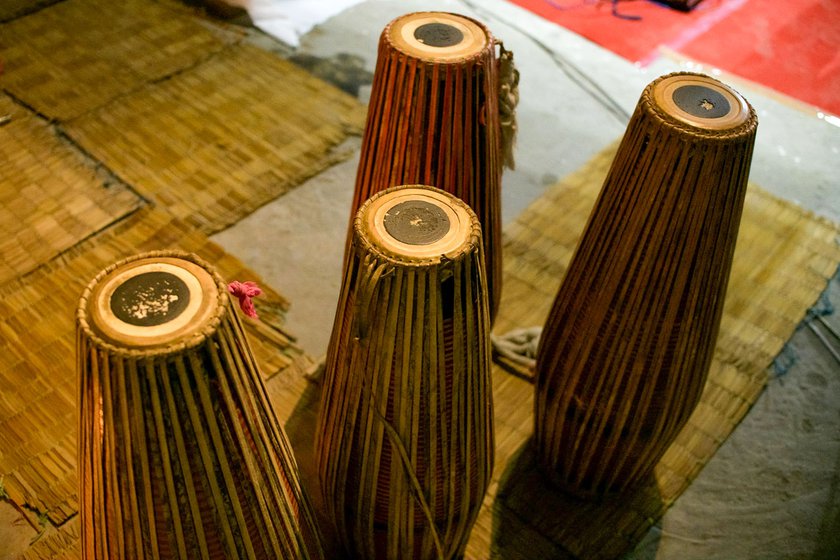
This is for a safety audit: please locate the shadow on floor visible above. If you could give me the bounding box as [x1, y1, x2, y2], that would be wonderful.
[492, 438, 663, 560]
[282, 377, 350, 559]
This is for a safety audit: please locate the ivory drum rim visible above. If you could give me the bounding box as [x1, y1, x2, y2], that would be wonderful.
[652, 73, 751, 131]
[387, 12, 489, 62]
[82, 253, 222, 351]
[361, 185, 477, 261]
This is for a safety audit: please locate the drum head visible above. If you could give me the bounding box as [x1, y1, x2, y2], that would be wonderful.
[361, 186, 477, 261]
[388, 12, 488, 61]
[85, 254, 220, 349]
[652, 73, 750, 131]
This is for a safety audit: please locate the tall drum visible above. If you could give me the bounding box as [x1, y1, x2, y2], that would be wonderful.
[77, 251, 325, 559]
[535, 73, 758, 496]
[317, 186, 494, 559]
[350, 11, 517, 322]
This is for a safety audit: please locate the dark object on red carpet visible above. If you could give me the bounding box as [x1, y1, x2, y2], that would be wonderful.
[660, 0, 705, 11]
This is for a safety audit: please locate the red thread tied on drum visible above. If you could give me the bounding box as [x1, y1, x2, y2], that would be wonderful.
[228, 280, 261, 318]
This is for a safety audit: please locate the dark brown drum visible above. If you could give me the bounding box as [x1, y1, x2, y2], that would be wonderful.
[534, 73, 758, 496]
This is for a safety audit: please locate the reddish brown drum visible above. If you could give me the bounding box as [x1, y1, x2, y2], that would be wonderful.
[350, 11, 517, 323]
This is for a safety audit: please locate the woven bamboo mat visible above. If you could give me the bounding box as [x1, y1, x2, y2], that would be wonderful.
[2, 0, 364, 238]
[0, 93, 142, 285]
[0, 0, 60, 22]
[64, 42, 365, 233]
[19, 516, 80, 560]
[0, 205, 312, 532]
[0, 0, 241, 121]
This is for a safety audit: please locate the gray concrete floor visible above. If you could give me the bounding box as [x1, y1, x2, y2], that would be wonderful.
[213, 1, 840, 557]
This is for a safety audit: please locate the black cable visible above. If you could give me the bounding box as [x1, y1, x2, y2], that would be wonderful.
[543, 0, 642, 21]
[611, 0, 643, 21]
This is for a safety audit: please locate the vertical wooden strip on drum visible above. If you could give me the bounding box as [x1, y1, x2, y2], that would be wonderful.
[159, 362, 212, 560]
[317, 185, 493, 559]
[112, 358, 140, 558]
[76, 251, 326, 559]
[534, 72, 758, 497]
[350, 12, 512, 322]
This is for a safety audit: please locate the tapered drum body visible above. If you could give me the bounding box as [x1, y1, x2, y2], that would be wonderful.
[317, 186, 494, 559]
[535, 73, 758, 495]
[77, 251, 325, 559]
[351, 12, 511, 321]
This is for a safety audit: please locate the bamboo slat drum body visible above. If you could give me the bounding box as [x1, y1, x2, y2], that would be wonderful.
[76, 251, 325, 559]
[534, 73, 758, 496]
[351, 12, 513, 321]
[317, 186, 494, 559]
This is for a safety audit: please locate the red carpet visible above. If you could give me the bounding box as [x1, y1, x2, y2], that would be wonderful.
[508, 0, 840, 116]
[679, 0, 840, 116]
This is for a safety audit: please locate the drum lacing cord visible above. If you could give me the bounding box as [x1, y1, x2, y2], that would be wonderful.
[359, 377, 446, 559]
[498, 43, 520, 170]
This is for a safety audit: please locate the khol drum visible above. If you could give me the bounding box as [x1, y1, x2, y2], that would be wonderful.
[317, 186, 494, 559]
[77, 251, 325, 559]
[350, 11, 518, 322]
[535, 73, 758, 496]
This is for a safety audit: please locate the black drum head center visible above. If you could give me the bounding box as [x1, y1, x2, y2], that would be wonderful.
[672, 84, 731, 119]
[110, 271, 191, 327]
[383, 200, 450, 246]
[414, 22, 464, 48]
